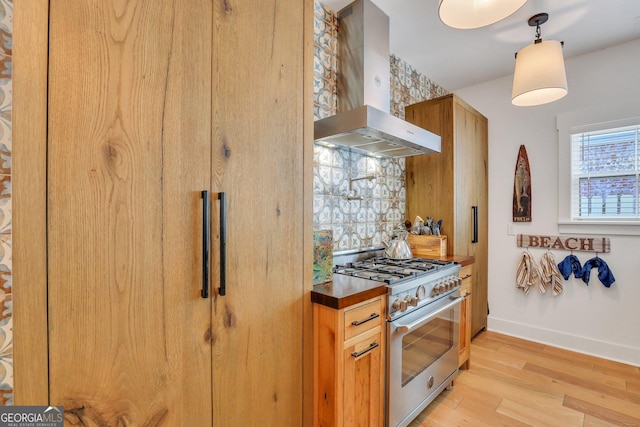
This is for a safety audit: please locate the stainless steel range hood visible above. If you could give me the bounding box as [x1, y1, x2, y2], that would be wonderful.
[314, 0, 440, 158]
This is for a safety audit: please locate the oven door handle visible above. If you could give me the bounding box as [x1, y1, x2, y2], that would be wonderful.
[395, 296, 463, 334]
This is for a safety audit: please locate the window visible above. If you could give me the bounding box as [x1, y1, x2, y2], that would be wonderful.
[570, 125, 640, 220]
[557, 99, 640, 235]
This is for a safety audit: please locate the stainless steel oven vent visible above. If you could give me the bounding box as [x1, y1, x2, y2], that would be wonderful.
[314, 0, 441, 158]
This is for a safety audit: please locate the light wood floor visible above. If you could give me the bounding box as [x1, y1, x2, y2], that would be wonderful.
[409, 331, 640, 427]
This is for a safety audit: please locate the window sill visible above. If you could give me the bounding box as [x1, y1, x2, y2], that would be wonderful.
[558, 221, 640, 236]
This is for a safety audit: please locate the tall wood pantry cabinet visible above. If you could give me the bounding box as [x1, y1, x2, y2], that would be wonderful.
[13, 1, 314, 426]
[405, 94, 489, 338]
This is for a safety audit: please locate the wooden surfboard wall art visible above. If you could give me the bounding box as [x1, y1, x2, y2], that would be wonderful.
[513, 144, 532, 222]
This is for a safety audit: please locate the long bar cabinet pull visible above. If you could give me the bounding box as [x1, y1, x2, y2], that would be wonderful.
[218, 192, 227, 296]
[351, 313, 380, 326]
[351, 342, 379, 358]
[201, 190, 210, 298]
[472, 206, 479, 244]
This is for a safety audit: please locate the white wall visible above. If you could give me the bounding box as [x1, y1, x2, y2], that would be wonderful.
[457, 38, 640, 366]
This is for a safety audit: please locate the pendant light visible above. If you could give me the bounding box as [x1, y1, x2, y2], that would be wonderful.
[512, 13, 568, 106]
[438, 0, 528, 29]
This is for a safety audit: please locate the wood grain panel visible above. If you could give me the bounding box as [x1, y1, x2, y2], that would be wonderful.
[469, 105, 488, 337]
[405, 94, 488, 338]
[314, 303, 342, 427]
[302, 1, 315, 425]
[405, 98, 455, 254]
[564, 395, 640, 427]
[314, 296, 385, 427]
[523, 362, 639, 404]
[211, 0, 306, 425]
[343, 330, 383, 427]
[47, 1, 212, 424]
[584, 414, 627, 427]
[458, 294, 471, 369]
[13, 0, 50, 405]
[497, 397, 584, 427]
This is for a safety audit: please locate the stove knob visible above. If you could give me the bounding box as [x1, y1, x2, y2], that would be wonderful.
[435, 283, 445, 294]
[455, 277, 463, 287]
[405, 295, 419, 307]
[392, 299, 408, 312]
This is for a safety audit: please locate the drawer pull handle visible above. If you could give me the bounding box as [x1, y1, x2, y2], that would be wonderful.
[462, 274, 472, 279]
[351, 312, 380, 326]
[351, 342, 379, 358]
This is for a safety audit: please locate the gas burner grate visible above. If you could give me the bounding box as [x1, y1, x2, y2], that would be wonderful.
[333, 257, 455, 285]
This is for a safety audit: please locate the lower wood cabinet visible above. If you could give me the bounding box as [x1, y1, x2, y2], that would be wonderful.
[459, 265, 473, 369]
[314, 296, 386, 427]
[343, 329, 383, 426]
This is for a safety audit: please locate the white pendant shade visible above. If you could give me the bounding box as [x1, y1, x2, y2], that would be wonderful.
[438, 0, 528, 29]
[512, 40, 568, 106]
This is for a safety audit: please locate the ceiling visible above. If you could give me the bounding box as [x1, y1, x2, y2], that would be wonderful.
[319, 0, 640, 91]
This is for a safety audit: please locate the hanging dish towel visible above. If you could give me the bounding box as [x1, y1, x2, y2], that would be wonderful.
[540, 251, 563, 296]
[581, 257, 616, 287]
[516, 251, 543, 294]
[557, 255, 583, 280]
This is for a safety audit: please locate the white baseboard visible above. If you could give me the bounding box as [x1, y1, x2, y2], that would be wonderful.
[487, 316, 640, 367]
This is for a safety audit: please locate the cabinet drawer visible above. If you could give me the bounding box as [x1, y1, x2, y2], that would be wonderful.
[460, 265, 472, 280]
[460, 265, 472, 297]
[344, 297, 384, 340]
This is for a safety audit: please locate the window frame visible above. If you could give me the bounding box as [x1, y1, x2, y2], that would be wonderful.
[570, 125, 639, 220]
[557, 99, 640, 236]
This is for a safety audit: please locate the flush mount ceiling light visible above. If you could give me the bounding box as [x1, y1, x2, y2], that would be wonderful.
[438, 0, 528, 29]
[512, 13, 568, 107]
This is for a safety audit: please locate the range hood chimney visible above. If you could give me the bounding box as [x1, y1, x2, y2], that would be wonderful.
[314, 0, 441, 157]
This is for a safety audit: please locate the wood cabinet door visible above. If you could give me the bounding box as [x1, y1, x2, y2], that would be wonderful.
[453, 99, 488, 337]
[459, 294, 472, 369]
[343, 330, 384, 427]
[405, 95, 488, 338]
[209, 0, 307, 425]
[47, 1, 213, 425]
[453, 100, 477, 256]
[470, 106, 489, 337]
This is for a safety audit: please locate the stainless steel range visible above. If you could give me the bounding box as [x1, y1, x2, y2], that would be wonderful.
[333, 251, 462, 427]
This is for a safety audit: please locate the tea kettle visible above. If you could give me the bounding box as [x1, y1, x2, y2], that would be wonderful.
[382, 226, 413, 259]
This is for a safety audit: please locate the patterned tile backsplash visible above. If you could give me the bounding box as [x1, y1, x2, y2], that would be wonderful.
[313, 144, 406, 250]
[313, 1, 448, 251]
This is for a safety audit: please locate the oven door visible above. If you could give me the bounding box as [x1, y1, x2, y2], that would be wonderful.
[387, 294, 461, 427]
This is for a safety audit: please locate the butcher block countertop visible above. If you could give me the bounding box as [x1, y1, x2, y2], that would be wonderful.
[311, 274, 388, 310]
[437, 254, 475, 267]
[311, 254, 475, 309]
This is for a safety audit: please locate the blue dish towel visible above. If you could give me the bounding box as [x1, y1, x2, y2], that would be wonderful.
[581, 257, 616, 287]
[557, 255, 583, 280]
